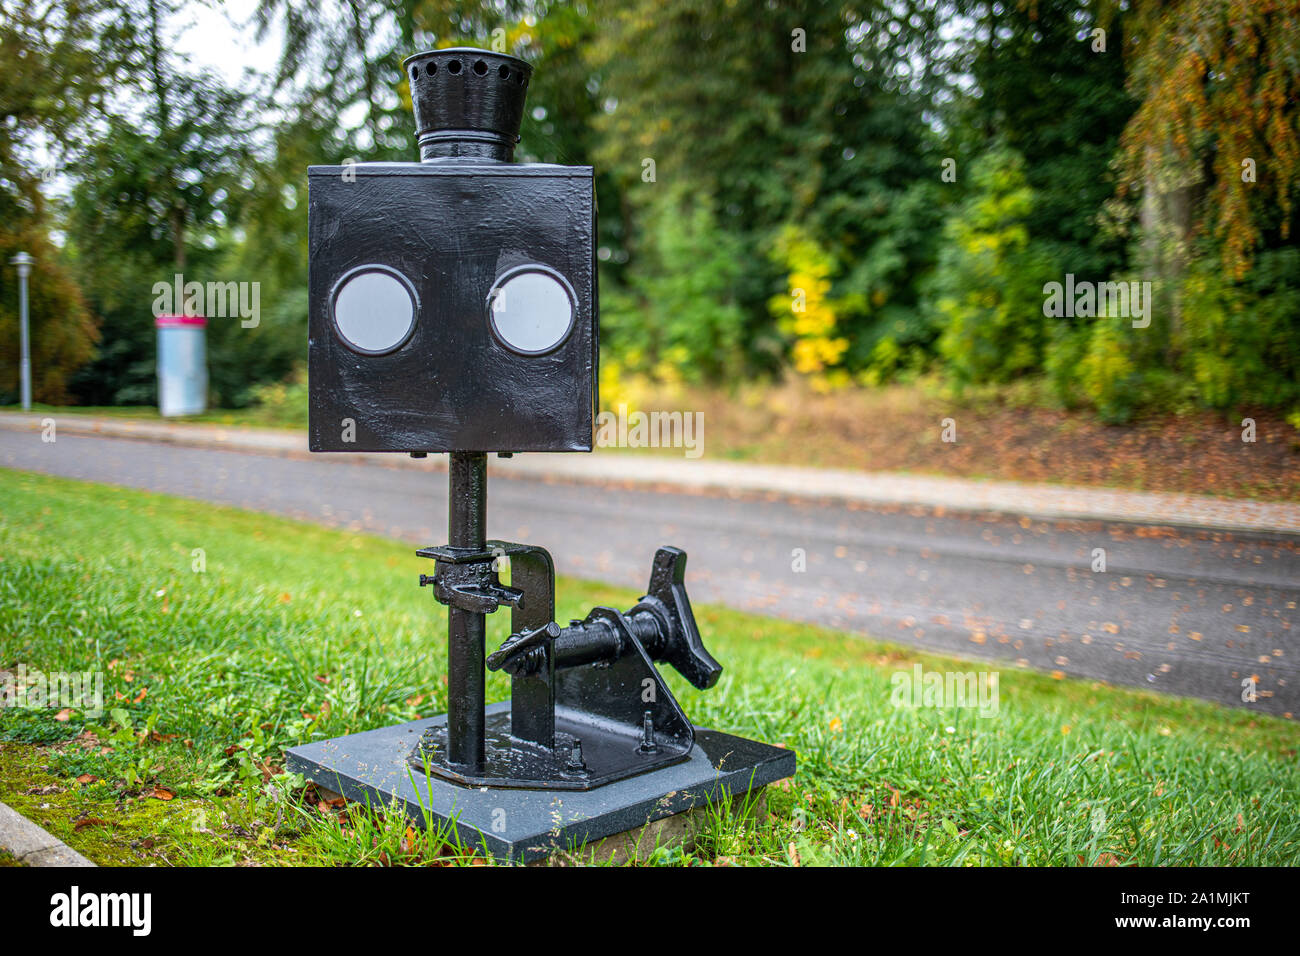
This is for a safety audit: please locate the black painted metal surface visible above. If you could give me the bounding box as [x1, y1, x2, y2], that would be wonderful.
[405, 48, 533, 162]
[445, 452, 488, 771]
[308, 47, 594, 454]
[295, 46, 793, 823]
[410, 544, 721, 790]
[306, 164, 596, 453]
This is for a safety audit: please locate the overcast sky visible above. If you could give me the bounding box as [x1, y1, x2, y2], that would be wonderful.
[172, 0, 281, 91]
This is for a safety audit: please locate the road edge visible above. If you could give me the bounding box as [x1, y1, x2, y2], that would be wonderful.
[2, 412, 1297, 537]
[0, 800, 95, 867]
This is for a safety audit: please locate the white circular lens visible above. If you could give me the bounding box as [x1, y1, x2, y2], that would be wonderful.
[489, 268, 575, 354]
[332, 268, 416, 354]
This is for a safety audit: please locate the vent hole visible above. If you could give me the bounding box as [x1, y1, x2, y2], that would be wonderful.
[447, 59, 461, 74]
[426, 62, 436, 75]
[498, 64, 509, 79]
[473, 59, 488, 76]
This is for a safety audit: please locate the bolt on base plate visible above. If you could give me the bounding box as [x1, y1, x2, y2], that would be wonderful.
[286, 701, 796, 863]
[407, 708, 692, 790]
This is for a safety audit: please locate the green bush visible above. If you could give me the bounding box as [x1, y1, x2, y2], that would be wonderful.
[931, 148, 1060, 387]
[1044, 324, 1089, 408]
[601, 189, 747, 383]
[247, 364, 308, 428]
[1177, 248, 1300, 412]
[1078, 317, 1140, 424]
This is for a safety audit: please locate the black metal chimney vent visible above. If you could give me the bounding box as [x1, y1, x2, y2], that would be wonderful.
[404, 47, 533, 161]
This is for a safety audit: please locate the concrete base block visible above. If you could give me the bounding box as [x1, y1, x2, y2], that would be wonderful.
[286, 701, 795, 863]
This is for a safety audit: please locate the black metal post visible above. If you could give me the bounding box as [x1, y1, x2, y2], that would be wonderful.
[447, 451, 488, 771]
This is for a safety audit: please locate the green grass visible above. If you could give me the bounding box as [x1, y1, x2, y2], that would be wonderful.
[0, 468, 1296, 866]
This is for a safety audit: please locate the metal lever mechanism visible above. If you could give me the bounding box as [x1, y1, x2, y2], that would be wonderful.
[410, 543, 721, 790]
[488, 547, 722, 691]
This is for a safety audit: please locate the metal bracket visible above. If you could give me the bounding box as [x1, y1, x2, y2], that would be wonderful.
[409, 545, 718, 790]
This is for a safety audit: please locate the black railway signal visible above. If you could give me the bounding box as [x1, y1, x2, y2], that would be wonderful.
[289, 47, 793, 860]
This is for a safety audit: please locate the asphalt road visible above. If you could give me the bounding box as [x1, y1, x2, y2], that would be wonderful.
[2, 429, 1296, 717]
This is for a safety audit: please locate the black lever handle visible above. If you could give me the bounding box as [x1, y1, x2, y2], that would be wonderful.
[486, 621, 560, 674]
[633, 547, 722, 690]
[486, 548, 721, 690]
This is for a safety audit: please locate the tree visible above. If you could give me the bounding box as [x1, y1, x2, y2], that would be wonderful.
[589, 0, 946, 383]
[0, 0, 102, 402]
[954, 0, 1137, 281]
[1119, 0, 1300, 279]
[64, 0, 261, 404]
[932, 147, 1060, 385]
[603, 189, 747, 383]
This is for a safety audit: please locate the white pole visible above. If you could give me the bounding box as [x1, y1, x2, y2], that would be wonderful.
[11, 252, 33, 411]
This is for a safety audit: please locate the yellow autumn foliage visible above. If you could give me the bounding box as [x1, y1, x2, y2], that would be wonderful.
[769, 227, 850, 391]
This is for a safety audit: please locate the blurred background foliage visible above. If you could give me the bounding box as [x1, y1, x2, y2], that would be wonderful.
[0, 0, 1296, 422]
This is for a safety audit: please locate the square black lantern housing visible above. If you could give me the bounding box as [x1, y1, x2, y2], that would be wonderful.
[307, 162, 596, 453]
